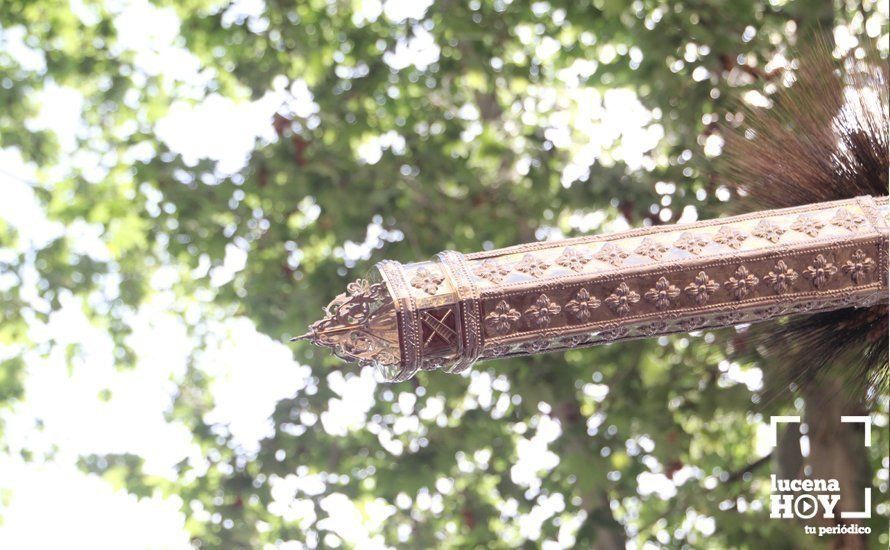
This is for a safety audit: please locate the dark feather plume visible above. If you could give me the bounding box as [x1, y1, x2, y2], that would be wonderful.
[721, 37, 888, 207]
[719, 36, 888, 404]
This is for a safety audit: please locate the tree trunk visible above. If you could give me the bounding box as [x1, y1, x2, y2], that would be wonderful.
[591, 492, 626, 550]
[804, 377, 871, 550]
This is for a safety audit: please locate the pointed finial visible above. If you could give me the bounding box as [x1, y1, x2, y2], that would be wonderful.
[292, 278, 401, 368]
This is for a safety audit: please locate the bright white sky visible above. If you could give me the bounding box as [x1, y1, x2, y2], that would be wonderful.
[5, 0, 882, 548]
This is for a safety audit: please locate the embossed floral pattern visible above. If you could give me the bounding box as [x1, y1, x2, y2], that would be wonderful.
[347, 279, 384, 299]
[484, 300, 521, 335]
[524, 294, 562, 328]
[684, 271, 720, 305]
[474, 259, 511, 284]
[790, 215, 824, 237]
[762, 305, 785, 317]
[561, 334, 592, 347]
[841, 249, 875, 284]
[634, 237, 669, 260]
[677, 317, 707, 332]
[788, 301, 817, 314]
[724, 266, 759, 300]
[520, 338, 550, 353]
[713, 226, 747, 249]
[600, 327, 630, 341]
[830, 209, 866, 232]
[594, 243, 630, 266]
[514, 254, 549, 278]
[840, 293, 868, 307]
[763, 260, 798, 294]
[644, 276, 681, 310]
[471, 246, 880, 358]
[802, 254, 837, 288]
[641, 321, 668, 336]
[604, 282, 640, 316]
[483, 344, 513, 358]
[752, 220, 785, 243]
[555, 247, 593, 272]
[715, 312, 746, 326]
[410, 267, 444, 294]
[337, 279, 386, 322]
[565, 288, 600, 322]
[673, 232, 709, 254]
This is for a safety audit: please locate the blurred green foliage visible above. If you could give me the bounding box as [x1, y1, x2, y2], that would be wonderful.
[0, 0, 887, 547]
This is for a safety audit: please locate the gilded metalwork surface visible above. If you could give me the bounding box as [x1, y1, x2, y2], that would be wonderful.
[478, 241, 883, 344]
[307, 196, 889, 381]
[299, 279, 401, 369]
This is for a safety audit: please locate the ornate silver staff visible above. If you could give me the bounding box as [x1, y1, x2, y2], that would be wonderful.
[294, 195, 888, 381]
